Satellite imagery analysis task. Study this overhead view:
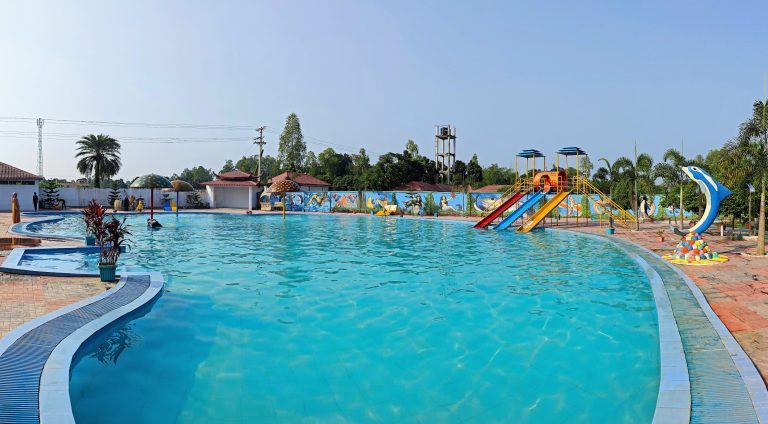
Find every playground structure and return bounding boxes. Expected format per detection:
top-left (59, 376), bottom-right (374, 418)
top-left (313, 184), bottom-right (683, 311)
top-left (474, 147), bottom-right (637, 232)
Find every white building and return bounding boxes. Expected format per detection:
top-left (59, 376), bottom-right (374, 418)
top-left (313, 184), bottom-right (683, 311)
top-left (201, 169), bottom-right (262, 209)
top-left (0, 162), bottom-right (42, 212)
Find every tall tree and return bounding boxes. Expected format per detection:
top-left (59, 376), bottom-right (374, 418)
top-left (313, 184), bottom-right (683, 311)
top-left (75, 134), bottom-right (122, 188)
top-left (405, 139), bottom-right (419, 157)
top-left (304, 151), bottom-right (320, 176)
top-left (278, 113), bottom-right (307, 172)
top-left (466, 154), bottom-right (483, 185)
top-left (732, 100), bottom-right (768, 255)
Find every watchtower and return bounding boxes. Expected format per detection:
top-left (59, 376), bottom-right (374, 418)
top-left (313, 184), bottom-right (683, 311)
top-left (434, 125), bottom-right (456, 184)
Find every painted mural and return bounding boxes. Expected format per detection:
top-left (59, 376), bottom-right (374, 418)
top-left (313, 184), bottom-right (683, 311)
top-left (331, 192), bottom-right (359, 212)
top-left (286, 192), bottom-right (330, 212)
top-left (362, 191), bottom-right (466, 216)
top-left (471, 193), bottom-right (504, 215)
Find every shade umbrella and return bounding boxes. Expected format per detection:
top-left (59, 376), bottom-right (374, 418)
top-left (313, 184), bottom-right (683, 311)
top-left (163, 180), bottom-right (195, 216)
top-left (130, 174), bottom-right (173, 221)
top-left (271, 179), bottom-right (299, 219)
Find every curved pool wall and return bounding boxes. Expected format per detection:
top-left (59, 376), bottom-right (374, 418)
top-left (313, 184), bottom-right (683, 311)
top-left (0, 272), bottom-right (163, 424)
top-left (4, 211), bottom-right (762, 422)
top-left (572, 230), bottom-right (768, 423)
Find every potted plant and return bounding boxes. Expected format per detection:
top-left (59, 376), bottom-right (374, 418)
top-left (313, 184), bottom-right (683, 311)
top-left (655, 229), bottom-right (665, 242)
top-left (81, 199), bottom-right (106, 246)
top-left (97, 217), bottom-right (131, 282)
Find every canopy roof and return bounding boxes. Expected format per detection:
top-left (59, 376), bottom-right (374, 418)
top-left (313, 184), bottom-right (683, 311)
top-left (130, 174), bottom-right (173, 189)
top-left (216, 169), bottom-right (255, 181)
top-left (271, 179), bottom-right (300, 193)
top-left (557, 146), bottom-right (587, 156)
top-left (269, 172), bottom-right (330, 187)
top-left (516, 149), bottom-right (545, 158)
top-left (163, 180), bottom-right (195, 192)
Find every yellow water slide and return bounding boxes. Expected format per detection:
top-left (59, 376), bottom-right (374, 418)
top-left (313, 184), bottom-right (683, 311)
top-left (516, 191), bottom-right (572, 232)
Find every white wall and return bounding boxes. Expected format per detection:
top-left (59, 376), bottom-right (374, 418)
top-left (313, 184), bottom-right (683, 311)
top-left (0, 182), bottom-right (40, 212)
top-left (210, 187), bottom-right (256, 209)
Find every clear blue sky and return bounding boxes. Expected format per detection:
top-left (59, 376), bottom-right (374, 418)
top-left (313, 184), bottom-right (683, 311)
top-left (1, 1), bottom-right (767, 180)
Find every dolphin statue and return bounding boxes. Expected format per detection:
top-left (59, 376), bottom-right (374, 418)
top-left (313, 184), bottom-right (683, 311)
top-left (673, 166), bottom-right (732, 235)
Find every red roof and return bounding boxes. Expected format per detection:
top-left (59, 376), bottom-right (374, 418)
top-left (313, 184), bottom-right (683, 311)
top-left (268, 172), bottom-right (330, 187)
top-left (216, 169), bottom-right (254, 180)
top-left (0, 162), bottom-right (42, 182)
top-left (392, 181), bottom-right (453, 192)
top-left (201, 180), bottom-right (260, 187)
top-left (471, 184), bottom-right (509, 193)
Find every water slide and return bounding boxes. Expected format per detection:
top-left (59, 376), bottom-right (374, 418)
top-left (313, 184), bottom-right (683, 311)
top-left (473, 191), bottom-right (527, 229)
top-left (494, 191), bottom-right (546, 231)
top-left (517, 191), bottom-right (572, 233)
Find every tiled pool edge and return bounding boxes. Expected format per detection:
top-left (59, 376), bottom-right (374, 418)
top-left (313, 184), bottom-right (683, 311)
top-left (39, 272), bottom-right (163, 424)
top-left (0, 268), bottom-right (163, 424)
top-left (560, 229), bottom-right (691, 422)
top-left (634, 254), bottom-right (692, 423)
top-left (563, 228), bottom-right (768, 423)
top-left (648, 246), bottom-right (768, 422)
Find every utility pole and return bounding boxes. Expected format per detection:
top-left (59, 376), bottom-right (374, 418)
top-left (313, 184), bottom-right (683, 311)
top-left (680, 138), bottom-right (684, 231)
top-left (36, 118), bottom-right (44, 178)
top-left (253, 126), bottom-right (267, 180)
top-left (634, 140), bottom-right (640, 230)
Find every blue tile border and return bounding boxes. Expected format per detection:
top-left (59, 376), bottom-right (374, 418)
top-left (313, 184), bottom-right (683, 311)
top-left (0, 272), bottom-right (163, 424)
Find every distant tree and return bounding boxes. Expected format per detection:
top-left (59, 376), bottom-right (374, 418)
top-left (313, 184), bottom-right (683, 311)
top-left (40, 180), bottom-right (61, 209)
top-left (351, 148), bottom-right (370, 178)
top-left (176, 166), bottom-right (214, 188)
top-left (75, 134), bottom-right (122, 188)
top-left (466, 154), bottom-right (483, 185)
top-left (278, 113), bottom-right (307, 172)
top-left (107, 181), bottom-right (121, 205)
top-left (451, 160), bottom-right (467, 186)
top-left (304, 151), bottom-right (321, 176)
top-left (405, 139), bottom-right (419, 157)
top-left (220, 160), bottom-right (235, 174)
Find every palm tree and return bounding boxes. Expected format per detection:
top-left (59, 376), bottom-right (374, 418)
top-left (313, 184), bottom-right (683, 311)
top-left (732, 100), bottom-right (768, 255)
top-left (596, 157), bottom-right (615, 197)
top-left (613, 153), bottom-right (654, 229)
top-left (653, 148), bottom-right (689, 226)
top-left (76, 134), bottom-right (122, 188)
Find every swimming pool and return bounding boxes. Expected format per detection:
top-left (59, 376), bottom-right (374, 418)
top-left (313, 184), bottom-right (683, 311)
top-left (27, 213), bottom-right (659, 423)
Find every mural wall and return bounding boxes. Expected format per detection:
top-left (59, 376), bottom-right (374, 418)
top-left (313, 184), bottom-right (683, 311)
top-left (362, 191), bottom-right (466, 216)
top-left (269, 191), bottom-right (694, 219)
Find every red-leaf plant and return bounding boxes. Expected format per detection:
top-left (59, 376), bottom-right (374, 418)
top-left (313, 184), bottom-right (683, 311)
top-left (99, 217), bottom-right (131, 266)
top-left (82, 199), bottom-right (106, 245)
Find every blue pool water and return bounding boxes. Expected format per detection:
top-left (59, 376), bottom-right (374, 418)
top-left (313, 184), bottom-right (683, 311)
top-left (28, 213), bottom-right (659, 423)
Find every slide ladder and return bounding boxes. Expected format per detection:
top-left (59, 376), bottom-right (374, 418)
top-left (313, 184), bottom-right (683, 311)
top-left (474, 190), bottom-right (527, 228)
top-left (494, 191), bottom-right (546, 230)
top-left (517, 191), bottom-right (572, 232)
top-left (572, 176), bottom-right (637, 229)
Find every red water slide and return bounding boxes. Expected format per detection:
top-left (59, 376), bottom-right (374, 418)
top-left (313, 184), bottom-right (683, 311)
top-left (473, 191), bottom-right (527, 229)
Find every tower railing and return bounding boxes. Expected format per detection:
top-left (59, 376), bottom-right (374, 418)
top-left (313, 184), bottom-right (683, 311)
top-left (572, 176), bottom-right (637, 229)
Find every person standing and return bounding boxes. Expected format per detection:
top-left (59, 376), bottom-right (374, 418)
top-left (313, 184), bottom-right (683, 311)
top-left (32, 192), bottom-right (39, 212)
top-left (11, 192), bottom-right (20, 224)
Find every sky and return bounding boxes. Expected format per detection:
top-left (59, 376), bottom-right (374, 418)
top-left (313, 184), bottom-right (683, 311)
top-left (1, 1), bottom-right (767, 181)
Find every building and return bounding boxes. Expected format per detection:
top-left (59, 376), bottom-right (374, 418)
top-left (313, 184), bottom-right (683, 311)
top-left (268, 172), bottom-right (330, 192)
top-left (201, 169), bottom-right (261, 209)
top-left (0, 162), bottom-right (43, 212)
top-left (392, 181), bottom-right (453, 192)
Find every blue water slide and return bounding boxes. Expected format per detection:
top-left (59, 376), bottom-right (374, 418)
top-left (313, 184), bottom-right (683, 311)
top-left (494, 191), bottom-right (546, 231)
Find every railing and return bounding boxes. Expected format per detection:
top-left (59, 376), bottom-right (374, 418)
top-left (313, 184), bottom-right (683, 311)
top-left (572, 176), bottom-right (637, 229)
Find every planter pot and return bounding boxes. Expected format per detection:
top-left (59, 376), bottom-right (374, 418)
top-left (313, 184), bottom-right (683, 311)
top-left (606, 228), bottom-right (615, 235)
top-left (85, 235), bottom-right (96, 246)
top-left (98, 264), bottom-right (117, 282)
